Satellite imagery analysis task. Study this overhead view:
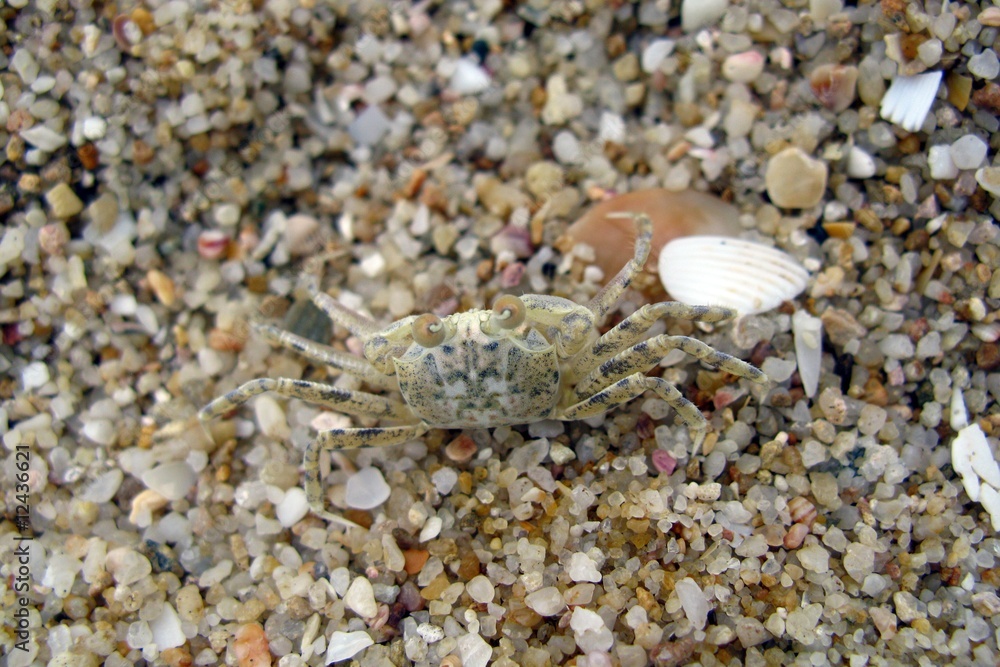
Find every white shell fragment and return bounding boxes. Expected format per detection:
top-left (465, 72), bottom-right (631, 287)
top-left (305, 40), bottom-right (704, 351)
top-left (325, 631), bottom-right (374, 664)
top-left (658, 236), bottom-right (809, 315)
top-left (792, 310), bottom-right (823, 398)
top-left (950, 387), bottom-right (1000, 531)
top-left (879, 71), bottom-right (942, 132)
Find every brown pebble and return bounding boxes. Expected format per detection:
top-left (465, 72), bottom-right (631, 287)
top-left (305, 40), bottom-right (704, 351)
top-left (783, 523), bottom-right (810, 549)
top-left (650, 636), bottom-right (695, 667)
top-left (78, 143), bottom-right (100, 170)
top-left (809, 64), bottom-right (858, 112)
top-left (977, 343), bottom-right (1000, 370)
top-left (208, 328), bottom-right (245, 352)
top-left (403, 549), bottom-right (429, 575)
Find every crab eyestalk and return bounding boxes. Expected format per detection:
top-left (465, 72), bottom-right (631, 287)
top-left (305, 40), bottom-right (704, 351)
top-left (489, 294), bottom-right (526, 331)
top-left (412, 313), bottom-right (447, 348)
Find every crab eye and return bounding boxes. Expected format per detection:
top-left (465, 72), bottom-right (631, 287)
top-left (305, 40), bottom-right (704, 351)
top-left (491, 294), bottom-right (526, 329)
top-left (412, 313), bottom-right (446, 347)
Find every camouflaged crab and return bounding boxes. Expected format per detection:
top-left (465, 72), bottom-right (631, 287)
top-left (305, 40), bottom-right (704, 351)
top-left (201, 212), bottom-right (767, 522)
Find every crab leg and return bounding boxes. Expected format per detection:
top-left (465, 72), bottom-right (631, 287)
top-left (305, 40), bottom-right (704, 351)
top-left (310, 286), bottom-right (381, 339)
top-left (304, 423), bottom-right (429, 522)
top-left (573, 334), bottom-right (767, 399)
top-left (199, 378), bottom-right (416, 423)
top-left (584, 212), bottom-right (653, 321)
top-left (253, 321), bottom-right (398, 390)
top-left (571, 302), bottom-right (739, 378)
top-left (557, 373), bottom-right (708, 451)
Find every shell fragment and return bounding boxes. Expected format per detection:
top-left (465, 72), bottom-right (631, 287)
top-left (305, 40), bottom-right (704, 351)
top-left (658, 236), bottom-right (809, 315)
top-left (950, 387), bottom-right (1000, 531)
top-left (792, 310), bottom-right (823, 398)
top-left (880, 71), bottom-right (942, 132)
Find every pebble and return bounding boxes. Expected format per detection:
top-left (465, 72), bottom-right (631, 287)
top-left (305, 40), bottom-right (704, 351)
top-left (525, 586), bottom-right (566, 616)
top-left (928, 145), bottom-right (958, 180)
top-left (449, 58), bottom-right (491, 95)
top-left (843, 542), bottom-right (875, 582)
top-left (796, 544), bottom-right (830, 573)
top-left (349, 105), bottom-right (392, 146)
top-left (976, 166), bottom-right (1000, 197)
top-left (466, 575), bottom-right (495, 604)
top-left (567, 552), bottom-right (602, 583)
top-left (722, 51), bottom-right (765, 83)
top-left (21, 361), bottom-right (50, 391)
top-left (641, 39), bottom-right (675, 73)
top-left (673, 578), bottom-right (709, 630)
top-left (344, 467), bottom-right (391, 510)
top-left (106, 547), bottom-right (152, 586)
top-left (325, 631), bottom-right (373, 663)
top-left (22, 125), bottom-right (68, 152)
top-left (149, 603), bottom-right (185, 649)
top-left (254, 395), bottom-right (290, 440)
top-left (949, 135), bottom-right (988, 170)
top-left (141, 462), bottom-right (197, 501)
top-left (765, 147), bottom-right (828, 208)
top-left (343, 576), bottom-right (378, 618)
top-left (541, 75), bottom-right (582, 125)
top-left (845, 146), bottom-right (876, 179)
top-left (275, 488), bottom-right (309, 527)
top-left (681, 0), bottom-right (727, 32)
top-left (457, 632), bottom-right (492, 667)
top-left (570, 607), bottom-right (614, 653)
top-left (968, 49), bottom-right (1000, 80)
top-left (45, 183), bottom-right (84, 218)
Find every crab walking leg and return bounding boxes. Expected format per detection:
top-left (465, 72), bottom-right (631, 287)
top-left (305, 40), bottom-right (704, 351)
top-left (573, 334), bottom-right (767, 399)
top-left (199, 378), bottom-right (416, 423)
top-left (253, 322), bottom-right (398, 391)
top-left (558, 373), bottom-right (708, 450)
top-left (571, 302), bottom-right (739, 378)
top-left (304, 424), bottom-right (429, 521)
top-left (584, 212), bottom-right (653, 321)
top-left (309, 287), bottom-right (381, 339)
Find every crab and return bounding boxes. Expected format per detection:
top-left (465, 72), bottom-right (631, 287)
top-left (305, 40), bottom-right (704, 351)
top-left (201, 212), bottom-right (767, 522)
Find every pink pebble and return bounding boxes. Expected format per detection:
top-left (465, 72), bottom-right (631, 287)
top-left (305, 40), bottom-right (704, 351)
top-left (651, 449), bottom-right (677, 475)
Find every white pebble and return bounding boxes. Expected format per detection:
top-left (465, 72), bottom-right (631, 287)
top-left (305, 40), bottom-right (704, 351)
top-left (343, 576), bottom-right (378, 618)
top-left (11, 49), bottom-right (39, 83)
top-left (42, 554), bottom-right (81, 597)
top-left (466, 575), bottom-right (495, 604)
top-left (950, 135), bottom-right (988, 170)
top-left (81, 116), bottom-right (108, 140)
top-left (570, 607), bottom-right (614, 653)
top-left (968, 49), bottom-right (1000, 80)
top-left (457, 632), bottom-right (493, 667)
top-left (846, 146), bottom-right (876, 179)
top-left (21, 361), bottom-right (50, 391)
top-left (325, 631), bottom-right (374, 663)
top-left (567, 552), bottom-right (602, 583)
top-left (928, 145), bottom-right (958, 180)
top-left (106, 547), bottom-right (152, 586)
top-left (81, 418), bottom-right (116, 446)
top-left (674, 577), bottom-right (710, 630)
top-left (254, 395), bottom-right (290, 440)
top-left (275, 488), bottom-right (310, 527)
top-left (141, 461), bottom-right (197, 501)
top-left (149, 603), bottom-right (185, 650)
top-left (641, 39), bottom-right (675, 73)
top-left (525, 586), bottom-right (566, 616)
top-left (449, 58), bottom-right (491, 95)
top-left (21, 125), bottom-right (68, 152)
top-left (681, 0), bottom-right (728, 31)
top-left (80, 469), bottom-right (124, 503)
top-left (721, 51), bottom-right (765, 83)
top-left (552, 131), bottom-right (583, 164)
top-left (344, 467), bottom-right (391, 510)
top-left (349, 105), bottom-right (392, 146)
top-left (431, 467), bottom-right (458, 495)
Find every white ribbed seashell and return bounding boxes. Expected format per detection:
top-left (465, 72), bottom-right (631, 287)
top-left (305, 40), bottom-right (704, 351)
top-left (658, 236), bottom-right (809, 315)
top-left (880, 71), bottom-right (942, 132)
